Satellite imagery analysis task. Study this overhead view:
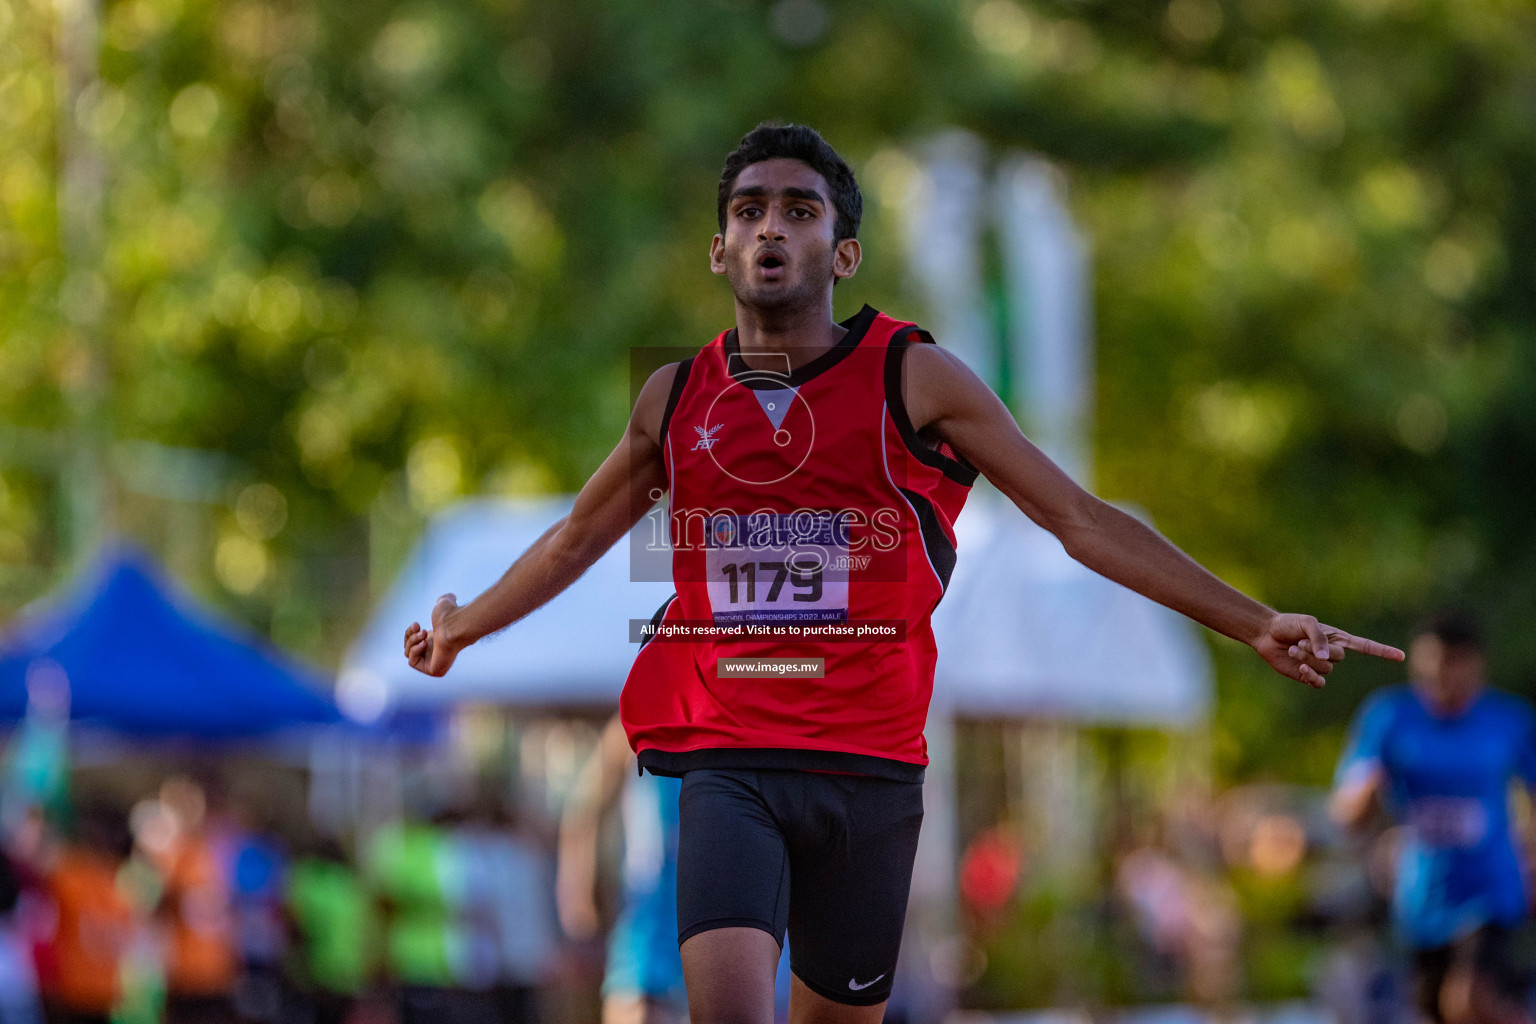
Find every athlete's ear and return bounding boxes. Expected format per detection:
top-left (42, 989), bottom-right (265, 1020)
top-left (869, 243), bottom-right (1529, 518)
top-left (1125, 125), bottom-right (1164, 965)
top-left (833, 237), bottom-right (861, 281)
top-left (709, 234), bottom-right (726, 276)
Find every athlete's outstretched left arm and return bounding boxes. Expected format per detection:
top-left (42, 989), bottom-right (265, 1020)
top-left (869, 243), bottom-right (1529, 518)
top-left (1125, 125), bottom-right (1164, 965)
top-left (902, 343), bottom-right (1404, 687)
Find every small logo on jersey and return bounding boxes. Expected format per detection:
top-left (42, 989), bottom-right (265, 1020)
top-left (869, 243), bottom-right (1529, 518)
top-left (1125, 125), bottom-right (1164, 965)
top-left (709, 517), bottom-right (738, 547)
top-left (848, 974), bottom-right (885, 992)
top-left (691, 423), bottom-right (723, 450)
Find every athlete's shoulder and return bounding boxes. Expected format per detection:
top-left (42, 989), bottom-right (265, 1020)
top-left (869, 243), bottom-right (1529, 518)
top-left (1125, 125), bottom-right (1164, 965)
top-left (867, 306), bottom-right (916, 329)
top-left (633, 360), bottom-right (694, 445)
top-left (636, 361), bottom-right (686, 407)
top-left (899, 331), bottom-right (989, 413)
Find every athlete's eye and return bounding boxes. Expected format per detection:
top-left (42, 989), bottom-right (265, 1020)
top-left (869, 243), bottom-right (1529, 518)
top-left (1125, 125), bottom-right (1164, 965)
top-left (737, 205), bottom-right (761, 220)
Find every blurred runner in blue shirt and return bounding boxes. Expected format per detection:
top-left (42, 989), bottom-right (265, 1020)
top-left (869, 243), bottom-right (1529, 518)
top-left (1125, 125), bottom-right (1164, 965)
top-left (1332, 612), bottom-right (1536, 1024)
top-left (559, 715), bottom-right (685, 1024)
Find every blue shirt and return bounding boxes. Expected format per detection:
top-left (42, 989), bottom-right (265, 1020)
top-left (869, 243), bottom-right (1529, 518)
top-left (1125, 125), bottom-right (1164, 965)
top-left (1336, 685), bottom-right (1536, 948)
top-left (602, 771), bottom-right (684, 1002)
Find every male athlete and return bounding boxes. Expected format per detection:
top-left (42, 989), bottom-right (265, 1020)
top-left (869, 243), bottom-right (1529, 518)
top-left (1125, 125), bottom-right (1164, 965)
top-left (405, 123), bottom-right (1404, 1024)
top-left (1332, 613), bottom-right (1536, 1024)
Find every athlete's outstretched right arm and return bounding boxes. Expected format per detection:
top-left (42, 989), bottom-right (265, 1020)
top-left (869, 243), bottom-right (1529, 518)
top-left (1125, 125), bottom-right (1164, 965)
top-left (402, 364), bottom-right (677, 677)
top-left (901, 342), bottom-right (1404, 688)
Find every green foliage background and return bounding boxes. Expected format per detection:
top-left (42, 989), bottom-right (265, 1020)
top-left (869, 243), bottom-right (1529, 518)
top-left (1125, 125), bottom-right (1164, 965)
top-left (3, 0), bottom-right (1535, 781)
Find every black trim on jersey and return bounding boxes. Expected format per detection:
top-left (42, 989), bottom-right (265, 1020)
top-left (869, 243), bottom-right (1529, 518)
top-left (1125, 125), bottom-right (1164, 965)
top-left (899, 486), bottom-right (958, 593)
top-left (657, 357), bottom-right (695, 445)
top-left (638, 745), bottom-right (926, 784)
top-left (884, 328), bottom-right (982, 487)
top-left (638, 593), bottom-right (677, 651)
top-left (722, 304), bottom-right (879, 390)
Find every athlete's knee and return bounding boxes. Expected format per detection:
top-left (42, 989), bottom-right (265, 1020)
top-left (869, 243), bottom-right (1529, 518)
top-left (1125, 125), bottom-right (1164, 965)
top-left (687, 1009), bottom-right (771, 1024)
top-left (786, 974), bottom-right (887, 1024)
top-left (680, 927), bottom-right (779, 1024)
top-left (684, 988), bottom-right (773, 1024)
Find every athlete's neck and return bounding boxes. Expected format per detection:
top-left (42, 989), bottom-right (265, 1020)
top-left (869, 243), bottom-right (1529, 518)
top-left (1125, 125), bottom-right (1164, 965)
top-left (1413, 678), bottom-right (1484, 718)
top-left (731, 296), bottom-right (846, 373)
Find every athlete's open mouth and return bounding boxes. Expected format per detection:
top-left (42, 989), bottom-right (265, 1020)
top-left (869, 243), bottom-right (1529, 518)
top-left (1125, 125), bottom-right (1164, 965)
top-left (757, 252), bottom-right (785, 270)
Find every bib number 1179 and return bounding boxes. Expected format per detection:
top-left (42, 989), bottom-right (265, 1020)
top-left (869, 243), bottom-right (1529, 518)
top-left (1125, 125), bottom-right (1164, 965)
top-left (718, 558), bottom-right (823, 604)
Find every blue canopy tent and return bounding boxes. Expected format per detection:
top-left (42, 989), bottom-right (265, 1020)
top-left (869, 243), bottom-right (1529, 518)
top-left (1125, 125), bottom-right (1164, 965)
top-left (0, 548), bottom-right (344, 738)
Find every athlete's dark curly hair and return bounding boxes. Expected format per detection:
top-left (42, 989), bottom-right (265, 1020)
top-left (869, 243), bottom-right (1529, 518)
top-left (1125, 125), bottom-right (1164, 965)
top-left (717, 123), bottom-right (863, 243)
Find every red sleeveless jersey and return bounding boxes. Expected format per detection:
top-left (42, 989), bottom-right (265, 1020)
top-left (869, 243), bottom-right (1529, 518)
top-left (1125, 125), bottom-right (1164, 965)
top-left (620, 305), bottom-right (977, 781)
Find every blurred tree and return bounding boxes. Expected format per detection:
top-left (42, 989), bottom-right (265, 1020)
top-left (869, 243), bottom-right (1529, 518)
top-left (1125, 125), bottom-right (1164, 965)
top-left (1, 0), bottom-right (1534, 780)
top-left (964, 0), bottom-right (1536, 775)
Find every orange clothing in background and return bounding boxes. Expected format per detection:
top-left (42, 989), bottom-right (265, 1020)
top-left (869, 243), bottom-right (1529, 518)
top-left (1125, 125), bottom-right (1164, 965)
top-left (161, 835), bottom-right (236, 996)
top-left (44, 849), bottom-right (132, 1014)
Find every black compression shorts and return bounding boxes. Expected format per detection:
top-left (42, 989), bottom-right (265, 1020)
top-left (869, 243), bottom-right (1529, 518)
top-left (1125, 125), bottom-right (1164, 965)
top-left (674, 767), bottom-right (924, 1007)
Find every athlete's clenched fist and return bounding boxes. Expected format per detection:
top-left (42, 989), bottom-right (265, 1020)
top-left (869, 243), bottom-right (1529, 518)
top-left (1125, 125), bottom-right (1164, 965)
top-left (404, 593), bottom-right (463, 677)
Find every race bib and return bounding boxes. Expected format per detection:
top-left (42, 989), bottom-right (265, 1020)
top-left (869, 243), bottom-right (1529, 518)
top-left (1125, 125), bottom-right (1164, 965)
top-left (704, 512), bottom-right (850, 626)
top-left (1407, 797), bottom-right (1488, 848)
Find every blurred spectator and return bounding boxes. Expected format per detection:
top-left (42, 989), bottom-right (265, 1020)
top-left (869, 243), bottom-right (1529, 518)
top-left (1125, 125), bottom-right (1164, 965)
top-left (447, 800), bottom-right (556, 1024)
top-left (225, 813), bottom-right (288, 1024)
top-left (1332, 610), bottom-right (1536, 1024)
top-left (1115, 825), bottom-right (1242, 1010)
top-left (1118, 841), bottom-right (1192, 962)
top-left (0, 845), bottom-right (41, 1024)
top-left (120, 803), bottom-right (169, 1024)
top-left (0, 664), bottom-right (70, 840)
top-left (37, 804), bottom-right (133, 1024)
top-left (155, 777), bottom-right (238, 1024)
top-left (286, 835), bottom-right (373, 1024)
top-left (364, 815), bottom-right (454, 1024)
top-left (958, 826), bottom-right (1024, 926)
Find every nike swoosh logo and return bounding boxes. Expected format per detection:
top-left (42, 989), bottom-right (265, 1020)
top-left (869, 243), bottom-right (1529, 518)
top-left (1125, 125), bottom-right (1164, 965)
top-left (848, 974), bottom-right (885, 991)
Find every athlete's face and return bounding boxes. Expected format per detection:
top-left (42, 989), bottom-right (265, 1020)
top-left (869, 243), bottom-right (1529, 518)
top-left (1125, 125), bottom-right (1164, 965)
top-left (710, 158), bottom-right (861, 312)
top-left (1409, 634), bottom-right (1485, 714)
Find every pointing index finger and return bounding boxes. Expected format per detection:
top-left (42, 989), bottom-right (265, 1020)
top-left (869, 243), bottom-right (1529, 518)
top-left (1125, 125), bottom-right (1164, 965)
top-left (1339, 632), bottom-right (1405, 662)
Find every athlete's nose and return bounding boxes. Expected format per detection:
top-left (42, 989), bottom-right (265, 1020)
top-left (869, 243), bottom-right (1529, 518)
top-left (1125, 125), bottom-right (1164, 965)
top-left (757, 208), bottom-right (788, 242)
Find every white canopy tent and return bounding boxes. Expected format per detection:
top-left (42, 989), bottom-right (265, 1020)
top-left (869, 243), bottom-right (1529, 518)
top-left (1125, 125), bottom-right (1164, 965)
top-left (933, 490), bottom-right (1212, 726)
